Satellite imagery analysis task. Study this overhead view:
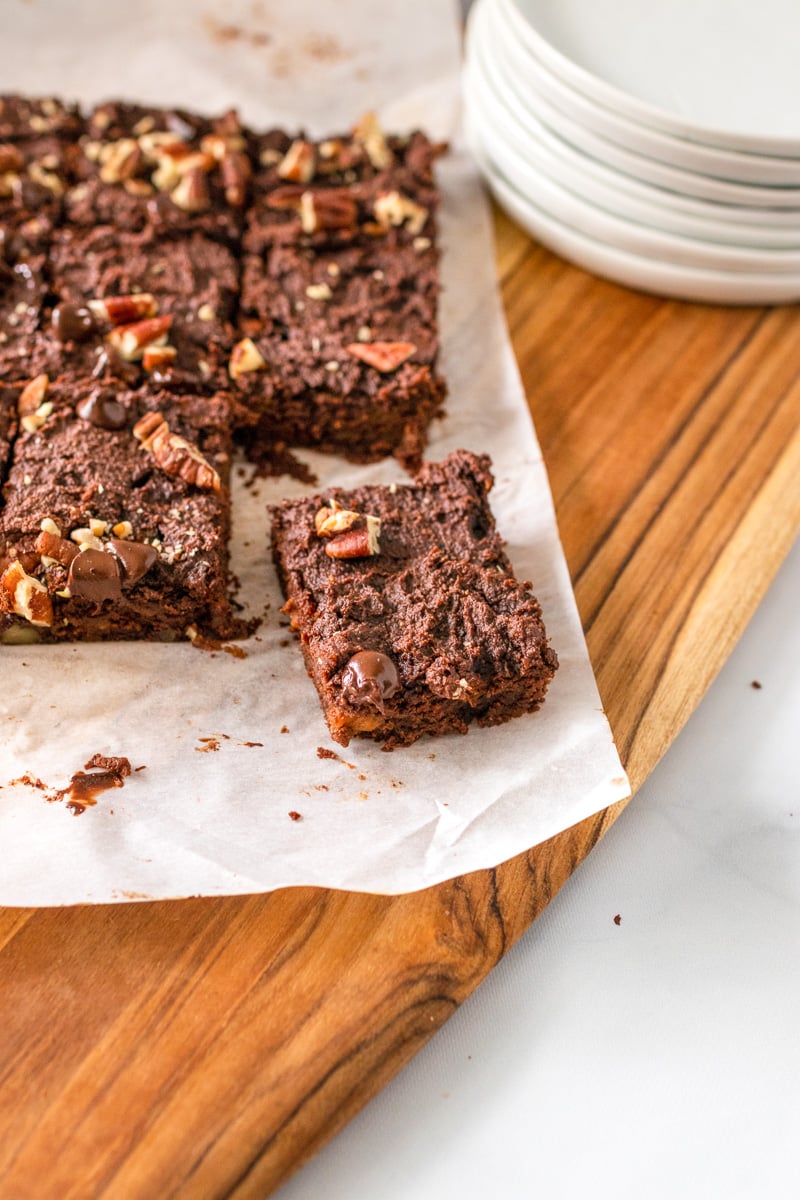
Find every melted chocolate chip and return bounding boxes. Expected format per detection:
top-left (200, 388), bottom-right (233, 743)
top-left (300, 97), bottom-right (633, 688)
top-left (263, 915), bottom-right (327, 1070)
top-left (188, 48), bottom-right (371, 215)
top-left (67, 549), bottom-right (123, 603)
top-left (341, 650), bottom-right (400, 711)
top-left (76, 388), bottom-right (127, 430)
top-left (52, 303), bottom-right (97, 343)
top-left (106, 539), bottom-right (158, 588)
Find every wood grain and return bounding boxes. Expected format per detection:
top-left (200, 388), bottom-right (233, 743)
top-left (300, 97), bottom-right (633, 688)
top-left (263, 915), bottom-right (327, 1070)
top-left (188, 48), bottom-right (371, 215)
top-left (1, 211), bottom-right (798, 1199)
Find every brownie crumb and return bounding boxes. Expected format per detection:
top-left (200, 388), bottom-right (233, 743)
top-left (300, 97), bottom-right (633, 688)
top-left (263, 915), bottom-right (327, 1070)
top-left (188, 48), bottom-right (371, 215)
top-left (288, 810), bottom-right (302, 821)
top-left (613, 914), bottom-right (621, 926)
top-left (316, 747), bottom-right (339, 760)
top-left (751, 680), bottom-right (762, 689)
top-left (280, 725), bottom-right (290, 734)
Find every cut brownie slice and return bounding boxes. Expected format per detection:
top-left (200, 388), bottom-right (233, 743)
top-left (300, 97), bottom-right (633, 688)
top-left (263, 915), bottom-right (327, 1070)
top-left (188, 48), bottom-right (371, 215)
top-left (237, 116), bottom-right (446, 469)
top-left (270, 450), bottom-right (558, 748)
top-left (46, 225), bottom-right (239, 392)
top-left (0, 379), bottom-right (234, 642)
top-left (65, 103), bottom-right (250, 243)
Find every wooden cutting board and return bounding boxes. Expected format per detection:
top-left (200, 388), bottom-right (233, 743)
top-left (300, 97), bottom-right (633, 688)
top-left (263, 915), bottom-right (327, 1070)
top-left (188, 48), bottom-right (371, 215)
top-left (1, 211), bottom-right (798, 1199)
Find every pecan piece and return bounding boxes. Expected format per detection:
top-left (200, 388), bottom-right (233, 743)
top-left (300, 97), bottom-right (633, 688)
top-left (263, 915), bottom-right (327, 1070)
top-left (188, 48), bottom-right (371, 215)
top-left (229, 337), bottom-right (266, 380)
top-left (35, 529), bottom-right (79, 568)
top-left (0, 561), bottom-right (53, 627)
top-left (98, 138), bottom-right (142, 183)
top-left (107, 314), bottom-right (173, 361)
top-left (87, 293), bottom-right (158, 326)
top-left (221, 150), bottom-right (251, 206)
top-left (345, 341), bottom-right (417, 372)
top-left (17, 374), bottom-right (49, 416)
top-left (300, 188), bottom-right (357, 234)
top-left (325, 516), bottom-right (381, 559)
top-left (171, 167), bottom-right (211, 212)
top-left (142, 344), bottom-right (177, 372)
top-left (277, 139), bottom-right (316, 183)
top-left (314, 500), bottom-right (361, 537)
top-left (352, 111), bottom-right (393, 170)
top-left (373, 189), bottom-right (428, 236)
top-left (0, 144), bottom-right (24, 174)
top-left (133, 411), bottom-right (221, 492)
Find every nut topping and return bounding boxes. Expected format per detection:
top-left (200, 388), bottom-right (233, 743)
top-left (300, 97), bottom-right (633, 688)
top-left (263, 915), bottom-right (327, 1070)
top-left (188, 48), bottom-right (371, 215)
top-left (107, 314), bottom-right (173, 361)
top-left (299, 188), bottom-right (357, 234)
top-left (0, 144), bottom-right (24, 174)
top-left (171, 166), bottom-right (211, 212)
top-left (35, 529), bottom-right (79, 568)
top-left (229, 337), bottom-right (266, 380)
top-left (345, 341), bottom-right (416, 372)
top-left (0, 561), bottom-right (53, 627)
top-left (324, 515), bottom-right (381, 559)
top-left (353, 112), bottom-right (393, 170)
top-left (373, 190), bottom-right (428, 236)
top-left (277, 139), bottom-right (316, 183)
top-left (17, 374), bottom-right (49, 416)
top-left (314, 500), bottom-right (362, 537)
top-left (221, 150), bottom-right (251, 206)
top-left (98, 138), bottom-right (142, 183)
top-left (87, 293), bottom-right (157, 326)
top-left (133, 411), bottom-right (221, 492)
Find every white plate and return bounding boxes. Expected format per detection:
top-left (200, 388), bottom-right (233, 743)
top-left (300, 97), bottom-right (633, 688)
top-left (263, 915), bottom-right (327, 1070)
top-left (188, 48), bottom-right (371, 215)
top-left (466, 122), bottom-right (800, 304)
top-left (504, 0), bottom-right (800, 156)
top-left (465, 82), bottom-right (800, 275)
top-left (467, 1), bottom-right (800, 210)
top-left (490, 0), bottom-right (800, 186)
top-left (465, 59), bottom-right (800, 249)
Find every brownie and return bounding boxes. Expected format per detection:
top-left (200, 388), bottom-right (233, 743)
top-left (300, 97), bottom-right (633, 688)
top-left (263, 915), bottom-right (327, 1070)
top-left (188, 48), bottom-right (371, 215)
top-left (0, 379), bottom-right (234, 643)
top-left (46, 226), bottom-right (239, 392)
top-left (270, 451), bottom-right (559, 748)
top-left (0, 95), bottom-right (82, 142)
top-left (0, 384), bottom-right (18, 483)
top-left (238, 122), bottom-right (446, 468)
top-left (65, 103), bottom-right (250, 243)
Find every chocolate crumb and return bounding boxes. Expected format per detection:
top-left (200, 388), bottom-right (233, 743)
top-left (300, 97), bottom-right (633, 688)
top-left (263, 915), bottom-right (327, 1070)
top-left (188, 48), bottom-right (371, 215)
top-left (280, 725), bottom-right (290, 734)
top-left (751, 680), bottom-right (762, 689)
top-left (613, 914), bottom-right (621, 926)
top-left (288, 810), bottom-right (302, 822)
top-left (317, 746), bottom-right (339, 760)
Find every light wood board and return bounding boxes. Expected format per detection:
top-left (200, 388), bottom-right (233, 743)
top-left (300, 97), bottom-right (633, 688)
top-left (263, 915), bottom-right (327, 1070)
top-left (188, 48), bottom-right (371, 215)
top-left (1, 210), bottom-right (798, 1199)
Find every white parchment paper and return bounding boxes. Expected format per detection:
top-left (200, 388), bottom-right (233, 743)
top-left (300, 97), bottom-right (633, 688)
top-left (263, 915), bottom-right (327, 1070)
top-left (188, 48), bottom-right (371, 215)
top-left (0, 0), bottom-right (630, 905)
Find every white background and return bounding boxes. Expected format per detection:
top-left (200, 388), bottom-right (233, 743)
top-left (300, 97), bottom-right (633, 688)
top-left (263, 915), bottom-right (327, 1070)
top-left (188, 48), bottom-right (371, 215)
top-left (277, 536), bottom-right (800, 1200)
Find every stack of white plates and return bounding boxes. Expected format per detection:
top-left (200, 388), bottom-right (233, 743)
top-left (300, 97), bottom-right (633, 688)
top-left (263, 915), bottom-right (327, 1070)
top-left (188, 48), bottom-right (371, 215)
top-left (464, 0), bottom-right (800, 303)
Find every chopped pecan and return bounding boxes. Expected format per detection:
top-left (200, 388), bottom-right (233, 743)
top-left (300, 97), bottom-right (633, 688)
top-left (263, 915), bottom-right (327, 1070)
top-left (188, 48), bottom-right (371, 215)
top-left (0, 144), bottom-right (24, 174)
top-left (221, 150), bottom-right (251, 206)
top-left (314, 500), bottom-right (362, 537)
top-left (373, 189), bottom-right (428, 236)
top-left (0, 561), bottom-right (53, 627)
top-left (35, 529), bottom-right (79, 568)
top-left (264, 184), bottom-right (304, 210)
top-left (171, 166), bottom-right (211, 212)
top-left (17, 374), bottom-right (49, 416)
top-left (353, 112), bottom-right (393, 170)
top-left (133, 411), bottom-right (221, 492)
top-left (277, 139), bottom-right (316, 183)
top-left (325, 516), bottom-right (381, 559)
top-left (300, 188), bottom-right (357, 234)
top-left (345, 341), bottom-right (417, 372)
top-left (88, 293), bottom-right (158, 326)
top-left (107, 314), bottom-right (173, 361)
top-left (98, 138), bottom-right (142, 183)
top-left (229, 337), bottom-right (266, 380)
top-left (142, 344), bottom-right (177, 372)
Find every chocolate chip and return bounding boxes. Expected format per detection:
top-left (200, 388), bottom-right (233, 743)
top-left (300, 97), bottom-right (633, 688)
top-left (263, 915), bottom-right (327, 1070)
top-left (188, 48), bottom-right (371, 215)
top-left (52, 302), bottom-right (97, 343)
top-left (106, 539), bottom-right (158, 588)
top-left (341, 650), bottom-right (399, 710)
top-left (76, 388), bottom-right (127, 430)
top-left (67, 548), bottom-right (123, 603)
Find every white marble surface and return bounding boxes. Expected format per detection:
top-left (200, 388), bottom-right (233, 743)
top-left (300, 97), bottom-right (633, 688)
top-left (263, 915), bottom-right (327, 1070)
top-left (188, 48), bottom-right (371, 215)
top-left (276, 534), bottom-right (800, 1200)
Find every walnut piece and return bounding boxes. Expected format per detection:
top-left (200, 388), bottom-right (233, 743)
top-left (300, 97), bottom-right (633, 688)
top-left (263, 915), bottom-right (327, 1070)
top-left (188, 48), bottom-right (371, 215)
top-left (345, 341), bottom-right (417, 372)
top-left (229, 337), bottom-right (266, 380)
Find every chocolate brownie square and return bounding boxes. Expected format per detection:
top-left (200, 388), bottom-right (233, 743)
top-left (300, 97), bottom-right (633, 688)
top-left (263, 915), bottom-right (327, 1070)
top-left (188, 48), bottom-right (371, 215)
top-left (0, 95), bottom-right (82, 142)
top-left (47, 226), bottom-right (239, 392)
top-left (65, 104), bottom-right (251, 243)
top-left (270, 451), bottom-right (558, 748)
top-left (0, 380), bottom-right (234, 642)
top-left (237, 119), bottom-right (446, 468)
